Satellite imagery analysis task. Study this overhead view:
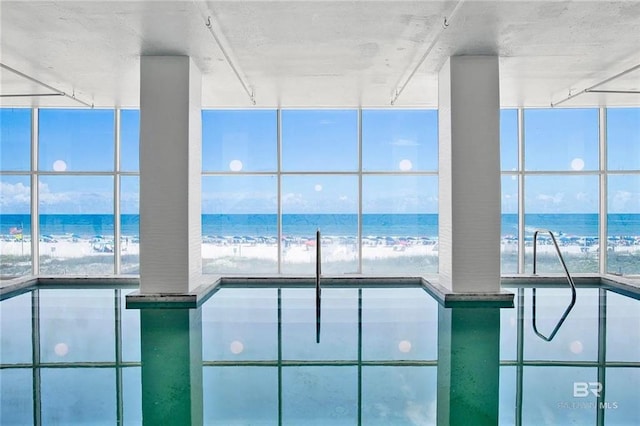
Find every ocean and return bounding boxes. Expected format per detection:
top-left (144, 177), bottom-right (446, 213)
top-left (1, 214), bottom-right (639, 239)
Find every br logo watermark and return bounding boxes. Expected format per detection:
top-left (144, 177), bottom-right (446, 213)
top-left (573, 382), bottom-right (602, 397)
top-left (557, 382), bottom-right (619, 410)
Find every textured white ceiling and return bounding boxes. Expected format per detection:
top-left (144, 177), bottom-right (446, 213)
top-left (1, 0), bottom-right (639, 108)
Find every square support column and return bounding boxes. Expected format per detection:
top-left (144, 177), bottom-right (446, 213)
top-left (140, 56), bottom-right (202, 294)
top-left (438, 56), bottom-right (501, 293)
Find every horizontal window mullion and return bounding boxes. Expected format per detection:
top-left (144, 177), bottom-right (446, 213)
top-left (510, 170), bottom-right (603, 175)
top-left (33, 171), bottom-right (116, 176)
top-left (202, 171), bottom-right (438, 176)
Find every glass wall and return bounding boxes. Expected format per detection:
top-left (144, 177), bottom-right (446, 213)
top-left (120, 109), bottom-right (140, 274)
top-left (202, 110), bottom-right (279, 274)
top-left (38, 110), bottom-right (116, 275)
top-left (1, 109), bottom-right (32, 276)
top-left (1, 108), bottom-right (139, 277)
top-left (362, 110), bottom-right (439, 275)
top-left (2, 106), bottom-right (639, 277)
top-left (521, 108), bottom-right (602, 274)
top-left (202, 109), bottom-right (439, 275)
top-left (500, 109), bottom-right (519, 274)
top-left (281, 110), bottom-right (359, 274)
top-left (607, 108), bottom-right (640, 275)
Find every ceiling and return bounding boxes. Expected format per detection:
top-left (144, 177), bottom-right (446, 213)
top-left (1, 0), bottom-right (639, 108)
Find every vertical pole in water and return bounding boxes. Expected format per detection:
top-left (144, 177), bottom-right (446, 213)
top-left (316, 229), bottom-right (321, 343)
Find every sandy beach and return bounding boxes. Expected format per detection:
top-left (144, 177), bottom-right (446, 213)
top-left (2, 234), bottom-right (639, 264)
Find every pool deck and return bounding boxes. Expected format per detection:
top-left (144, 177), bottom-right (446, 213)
top-left (2, 273), bottom-right (639, 307)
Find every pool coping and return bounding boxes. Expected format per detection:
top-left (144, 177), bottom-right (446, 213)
top-left (3, 273), bottom-right (639, 307)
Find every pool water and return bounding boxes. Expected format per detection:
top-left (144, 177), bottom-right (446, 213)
top-left (1, 284), bottom-right (639, 425)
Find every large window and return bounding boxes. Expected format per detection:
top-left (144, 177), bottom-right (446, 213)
top-left (1, 108), bottom-right (139, 277)
top-left (201, 109), bottom-right (439, 275)
top-left (2, 106), bottom-right (639, 277)
top-left (523, 109), bottom-right (601, 274)
top-left (38, 110), bottom-right (116, 275)
top-left (120, 110), bottom-right (140, 274)
top-left (1, 109), bottom-right (32, 276)
top-left (498, 107), bottom-right (639, 276)
top-left (500, 109), bottom-right (519, 274)
top-left (607, 108), bottom-right (640, 275)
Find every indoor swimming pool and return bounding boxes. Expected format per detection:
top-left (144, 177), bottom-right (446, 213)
top-left (1, 281), bottom-right (639, 425)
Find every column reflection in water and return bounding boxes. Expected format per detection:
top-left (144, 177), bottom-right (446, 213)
top-left (437, 305), bottom-right (502, 426)
top-left (139, 307), bottom-right (203, 426)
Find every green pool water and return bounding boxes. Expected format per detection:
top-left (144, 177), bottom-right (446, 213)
top-left (1, 284), bottom-right (639, 425)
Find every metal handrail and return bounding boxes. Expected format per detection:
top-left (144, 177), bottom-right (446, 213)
top-left (315, 229), bottom-right (321, 343)
top-left (532, 229), bottom-right (577, 342)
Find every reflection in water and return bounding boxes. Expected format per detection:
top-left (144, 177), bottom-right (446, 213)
top-left (0, 285), bottom-right (639, 425)
top-left (437, 306), bottom-right (501, 425)
top-left (140, 308), bottom-right (203, 426)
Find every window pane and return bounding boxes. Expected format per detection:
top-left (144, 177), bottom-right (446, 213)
top-left (362, 109), bottom-right (438, 171)
top-left (0, 292), bottom-right (32, 364)
top-left (362, 175), bottom-right (438, 274)
top-left (202, 110), bottom-right (277, 172)
top-left (281, 110), bottom-right (357, 171)
top-left (281, 175), bottom-right (358, 274)
top-left (0, 108), bottom-right (31, 171)
top-left (501, 109), bottom-right (518, 171)
top-left (1, 175), bottom-right (31, 276)
top-left (524, 175), bottom-right (599, 273)
top-left (202, 175), bottom-right (277, 274)
top-left (524, 109), bottom-right (599, 171)
top-left (607, 175), bottom-right (640, 275)
top-left (39, 176), bottom-right (114, 275)
top-left (607, 107), bottom-right (640, 170)
top-left (39, 109), bottom-right (115, 171)
top-left (501, 174), bottom-right (518, 274)
top-left (39, 289), bottom-right (115, 362)
top-left (120, 109), bottom-right (139, 172)
top-left (121, 176), bottom-right (139, 274)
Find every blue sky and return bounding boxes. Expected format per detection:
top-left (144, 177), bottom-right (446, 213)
top-left (1, 107), bottom-right (639, 214)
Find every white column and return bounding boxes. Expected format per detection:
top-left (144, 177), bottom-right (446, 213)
top-left (139, 56), bottom-right (202, 294)
top-left (438, 56), bottom-right (501, 293)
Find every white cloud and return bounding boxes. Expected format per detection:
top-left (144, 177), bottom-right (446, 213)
top-left (0, 181), bottom-right (30, 206)
top-left (575, 192), bottom-right (589, 201)
top-left (282, 192), bottom-right (303, 203)
top-left (536, 192), bottom-right (564, 204)
top-left (391, 138), bottom-right (420, 147)
top-left (38, 181), bottom-right (73, 205)
top-left (610, 190), bottom-right (639, 213)
top-left (613, 190), bottom-right (632, 203)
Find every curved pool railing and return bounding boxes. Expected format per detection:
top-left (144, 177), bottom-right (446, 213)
top-left (532, 229), bottom-right (577, 342)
